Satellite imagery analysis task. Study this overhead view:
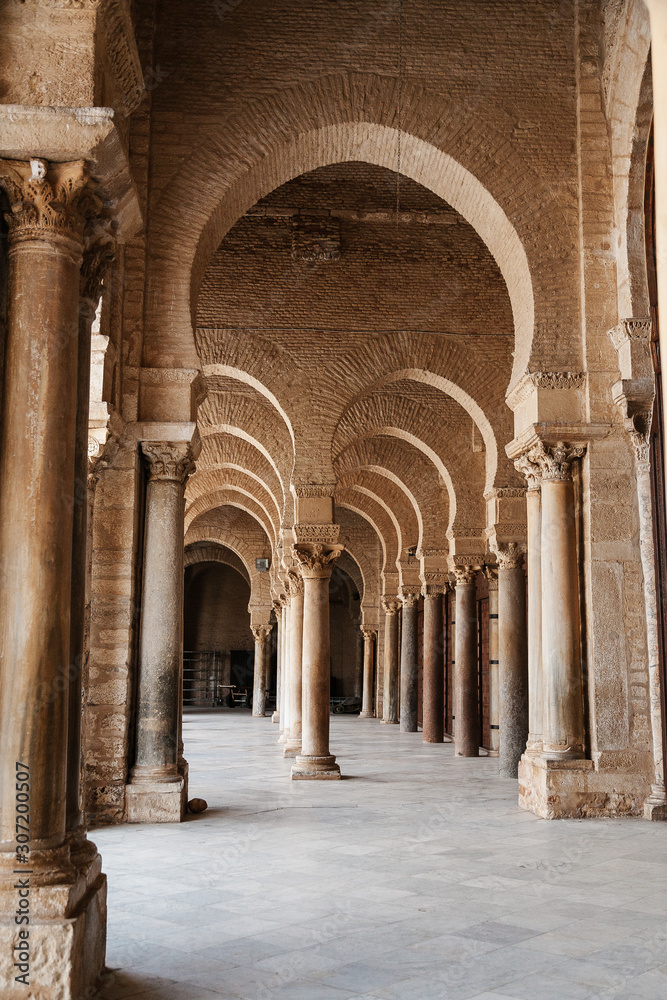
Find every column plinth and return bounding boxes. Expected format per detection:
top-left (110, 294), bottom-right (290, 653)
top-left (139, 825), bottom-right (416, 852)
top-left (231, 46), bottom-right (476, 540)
top-left (381, 597), bottom-right (401, 724)
top-left (126, 441), bottom-right (195, 823)
top-left (290, 542), bottom-right (343, 780)
top-left (453, 566), bottom-right (480, 757)
top-left (422, 585), bottom-right (445, 743)
top-left (0, 157), bottom-right (107, 998)
top-left (399, 591), bottom-right (420, 732)
top-left (359, 628), bottom-right (377, 718)
top-left (284, 572), bottom-right (304, 756)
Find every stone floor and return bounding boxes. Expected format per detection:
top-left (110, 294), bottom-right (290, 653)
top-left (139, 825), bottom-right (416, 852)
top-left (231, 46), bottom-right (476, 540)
top-left (96, 712), bottom-right (667, 1000)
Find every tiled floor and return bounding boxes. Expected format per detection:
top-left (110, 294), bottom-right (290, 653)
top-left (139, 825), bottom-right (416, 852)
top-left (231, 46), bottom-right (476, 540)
top-left (96, 712), bottom-right (667, 1000)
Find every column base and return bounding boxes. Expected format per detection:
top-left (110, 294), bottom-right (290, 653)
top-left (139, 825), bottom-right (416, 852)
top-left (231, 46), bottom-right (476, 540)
top-left (400, 721), bottom-right (418, 733)
top-left (272, 711), bottom-right (280, 723)
top-left (380, 719), bottom-right (399, 725)
top-left (358, 711), bottom-right (374, 719)
top-left (0, 851), bottom-right (107, 1000)
top-left (291, 754), bottom-right (341, 780)
top-left (486, 749), bottom-right (500, 758)
top-left (644, 785), bottom-right (667, 821)
top-left (125, 776), bottom-right (185, 823)
top-left (518, 753), bottom-right (648, 819)
top-left (283, 738), bottom-right (302, 758)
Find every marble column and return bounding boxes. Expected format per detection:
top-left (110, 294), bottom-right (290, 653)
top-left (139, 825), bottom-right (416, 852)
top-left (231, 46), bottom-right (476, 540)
top-left (495, 544), bottom-right (528, 778)
top-left (485, 568), bottom-right (500, 757)
top-left (291, 543), bottom-right (343, 780)
top-left (359, 628), bottom-right (377, 719)
top-left (0, 157), bottom-right (107, 996)
top-left (251, 625), bottom-right (272, 717)
top-left (399, 592), bottom-right (420, 732)
top-left (67, 235), bottom-right (114, 858)
top-left (272, 602), bottom-right (282, 723)
top-left (278, 598), bottom-right (291, 743)
top-left (533, 442), bottom-right (586, 759)
top-left (126, 441), bottom-right (195, 822)
top-left (422, 585), bottom-right (445, 743)
top-left (381, 597), bottom-right (401, 724)
top-left (284, 571), bottom-right (304, 757)
top-left (454, 566), bottom-right (479, 757)
top-left (515, 454), bottom-right (543, 757)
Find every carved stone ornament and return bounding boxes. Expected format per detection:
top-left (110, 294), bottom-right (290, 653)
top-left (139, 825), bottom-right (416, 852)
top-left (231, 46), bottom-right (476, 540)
top-left (251, 624), bottom-right (273, 644)
top-left (453, 566), bottom-right (478, 586)
top-left (400, 590), bottom-right (421, 609)
top-left (483, 486), bottom-right (526, 500)
top-left (292, 484), bottom-right (336, 498)
top-left (141, 441), bottom-right (196, 483)
top-left (0, 158), bottom-right (96, 243)
top-left (528, 440), bottom-right (585, 482)
top-left (287, 570), bottom-right (304, 597)
top-left (272, 600), bottom-right (283, 620)
top-left (530, 371), bottom-right (586, 391)
top-left (293, 543), bottom-right (343, 577)
top-left (483, 565), bottom-right (499, 590)
top-left (493, 542), bottom-right (525, 571)
top-left (514, 451), bottom-right (542, 489)
top-left (421, 582), bottom-right (447, 598)
top-left (630, 430), bottom-right (651, 469)
top-left (381, 596), bottom-right (401, 616)
top-left (607, 318), bottom-right (652, 351)
top-left (80, 228), bottom-right (116, 304)
top-left (361, 627), bottom-right (378, 641)
top-left (293, 522), bottom-right (340, 544)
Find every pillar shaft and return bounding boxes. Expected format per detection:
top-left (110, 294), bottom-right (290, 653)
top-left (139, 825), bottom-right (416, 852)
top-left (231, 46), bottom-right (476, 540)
top-left (526, 484), bottom-right (543, 753)
top-left (399, 593), bottom-right (420, 732)
top-left (279, 599), bottom-right (291, 742)
top-left (291, 543), bottom-right (342, 780)
top-left (126, 442), bottom-right (194, 822)
top-left (496, 549), bottom-right (528, 778)
top-left (284, 575), bottom-right (304, 756)
top-left (272, 603), bottom-right (282, 723)
top-left (359, 629), bottom-right (376, 719)
top-left (486, 571), bottom-right (500, 756)
top-left (251, 625), bottom-right (272, 717)
top-left (382, 597), bottom-right (401, 723)
top-left (454, 568), bottom-right (479, 757)
top-left (422, 590), bottom-right (445, 743)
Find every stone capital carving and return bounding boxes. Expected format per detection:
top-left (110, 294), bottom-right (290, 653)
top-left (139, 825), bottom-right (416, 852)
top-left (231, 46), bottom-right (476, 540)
top-left (513, 451), bottom-right (542, 489)
top-left (607, 317), bottom-right (652, 351)
top-left (421, 582), bottom-right (447, 598)
top-left (493, 541), bottom-right (525, 570)
top-left (400, 590), bottom-right (420, 609)
top-left (483, 565), bottom-right (499, 590)
top-left (0, 158), bottom-right (97, 246)
top-left (381, 596), bottom-right (401, 616)
top-left (293, 523), bottom-right (340, 545)
top-left (293, 543), bottom-right (343, 579)
top-left (453, 566), bottom-right (477, 586)
top-left (361, 627), bottom-right (378, 642)
top-left (141, 441), bottom-right (196, 483)
top-left (528, 440), bottom-right (585, 482)
top-left (286, 570), bottom-right (304, 597)
top-left (292, 483), bottom-right (336, 498)
top-left (272, 600), bottom-right (283, 621)
top-left (483, 486), bottom-right (527, 501)
top-left (630, 429), bottom-right (651, 470)
top-left (80, 227), bottom-right (116, 305)
top-left (530, 371), bottom-right (586, 391)
top-left (251, 624), bottom-right (272, 644)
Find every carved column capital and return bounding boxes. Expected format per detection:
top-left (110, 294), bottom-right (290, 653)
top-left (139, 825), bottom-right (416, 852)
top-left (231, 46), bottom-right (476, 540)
top-left (361, 627), bottom-right (378, 642)
top-left (527, 440), bottom-right (585, 482)
top-left (483, 565), bottom-right (499, 590)
top-left (421, 582), bottom-right (448, 598)
top-left (453, 566), bottom-right (477, 586)
top-left (514, 451), bottom-right (543, 490)
top-left (400, 589), bottom-right (421, 609)
top-left (251, 624), bottom-right (273, 644)
top-left (141, 441), bottom-right (196, 483)
top-left (381, 596), bottom-right (401, 616)
top-left (272, 600), bottom-right (283, 621)
top-left (493, 541), bottom-right (525, 571)
top-left (80, 228), bottom-right (115, 308)
top-left (286, 569), bottom-right (304, 597)
top-left (293, 543), bottom-right (343, 579)
top-left (0, 157), bottom-right (98, 250)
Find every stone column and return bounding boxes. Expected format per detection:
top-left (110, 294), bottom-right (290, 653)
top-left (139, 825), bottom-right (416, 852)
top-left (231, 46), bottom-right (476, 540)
top-left (67, 234), bottom-right (114, 856)
top-left (126, 441), bottom-right (195, 822)
top-left (381, 597), bottom-right (401, 723)
top-left (422, 585), bottom-right (445, 743)
top-left (272, 602), bottom-right (282, 723)
top-left (515, 454), bottom-right (543, 757)
top-left (284, 571), bottom-right (304, 757)
top-left (278, 598), bottom-right (291, 743)
top-left (251, 625), bottom-right (272, 717)
top-left (0, 157), bottom-right (107, 996)
top-left (291, 543), bottom-right (343, 780)
top-left (359, 628), bottom-right (377, 719)
top-left (454, 566), bottom-right (480, 757)
top-left (494, 544), bottom-right (529, 778)
top-left (399, 591), bottom-right (420, 733)
top-left (533, 442), bottom-right (586, 759)
top-left (485, 568), bottom-right (500, 756)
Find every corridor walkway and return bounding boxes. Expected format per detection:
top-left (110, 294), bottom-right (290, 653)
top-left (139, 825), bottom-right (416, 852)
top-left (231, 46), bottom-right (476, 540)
top-left (97, 715), bottom-right (667, 1000)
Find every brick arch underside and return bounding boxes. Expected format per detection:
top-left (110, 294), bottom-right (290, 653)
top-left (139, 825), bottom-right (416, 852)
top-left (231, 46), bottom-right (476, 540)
top-left (144, 74), bottom-right (582, 385)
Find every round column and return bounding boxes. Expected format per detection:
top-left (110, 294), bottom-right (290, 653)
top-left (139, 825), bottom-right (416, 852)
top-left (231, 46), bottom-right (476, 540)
top-left (278, 598), bottom-right (291, 742)
top-left (126, 441), bottom-right (194, 821)
top-left (422, 586), bottom-right (445, 743)
top-left (291, 544), bottom-right (343, 780)
top-left (359, 628), bottom-right (377, 718)
top-left (536, 442), bottom-right (585, 759)
top-left (272, 601), bottom-right (282, 723)
top-left (454, 566), bottom-right (479, 757)
top-left (251, 625), bottom-right (272, 717)
top-left (284, 572), bottom-right (304, 757)
top-left (496, 545), bottom-right (529, 777)
top-left (381, 597), bottom-right (401, 724)
top-left (515, 455), bottom-right (543, 757)
top-left (486, 569), bottom-right (500, 756)
top-left (399, 592), bottom-right (420, 732)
